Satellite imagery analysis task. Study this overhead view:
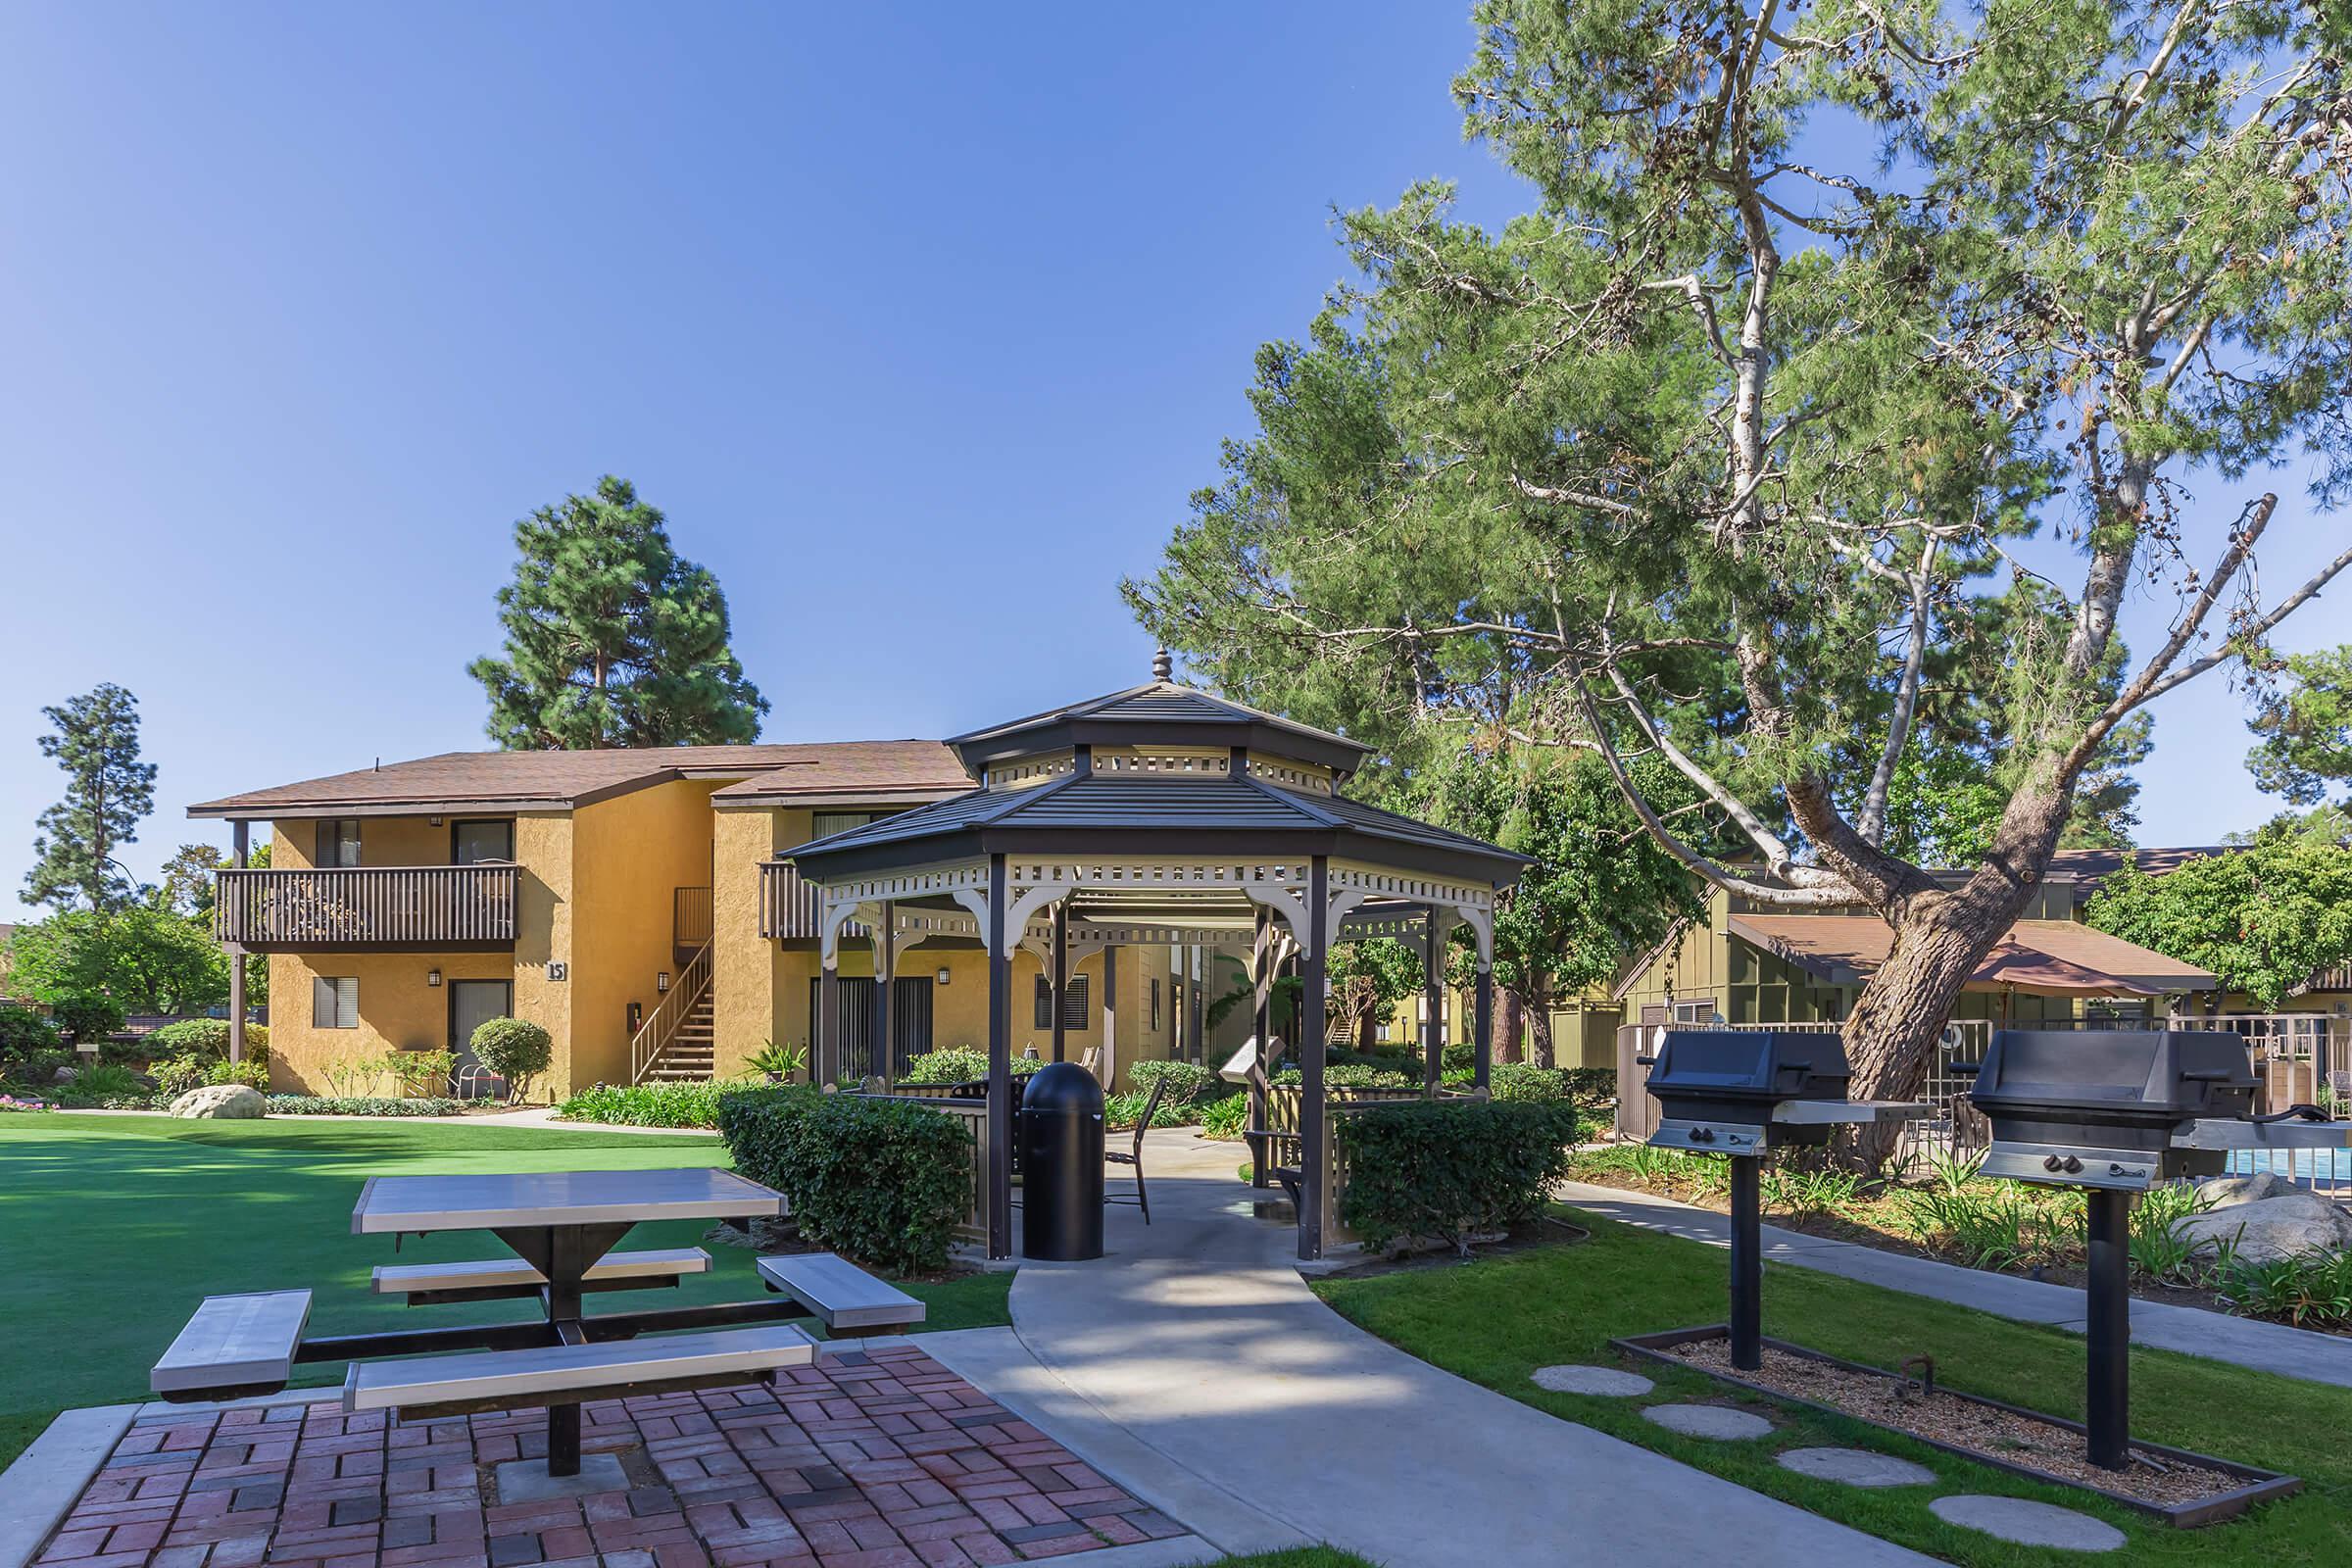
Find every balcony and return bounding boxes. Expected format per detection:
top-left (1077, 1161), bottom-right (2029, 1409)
top-left (216, 864), bottom-right (518, 952)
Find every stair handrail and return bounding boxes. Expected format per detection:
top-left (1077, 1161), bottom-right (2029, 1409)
top-left (630, 937), bottom-right (714, 1084)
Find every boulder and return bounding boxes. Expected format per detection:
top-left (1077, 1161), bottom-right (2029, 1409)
top-left (2196, 1171), bottom-right (2299, 1208)
top-left (169, 1083), bottom-right (266, 1120)
top-left (2173, 1190), bottom-right (2352, 1263)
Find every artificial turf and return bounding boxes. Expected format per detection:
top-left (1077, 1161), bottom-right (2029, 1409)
top-left (0, 1112), bottom-right (1010, 1469)
top-left (1314, 1206), bottom-right (2352, 1568)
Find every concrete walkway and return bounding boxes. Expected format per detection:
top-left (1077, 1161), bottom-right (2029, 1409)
top-left (934, 1130), bottom-right (1933, 1568)
top-left (1558, 1180), bottom-right (2352, 1389)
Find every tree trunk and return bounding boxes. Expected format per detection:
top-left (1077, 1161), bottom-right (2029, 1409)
top-left (1527, 1002), bottom-right (1556, 1069)
top-left (1495, 989), bottom-right (1526, 1066)
top-left (1838, 762), bottom-right (2079, 1168)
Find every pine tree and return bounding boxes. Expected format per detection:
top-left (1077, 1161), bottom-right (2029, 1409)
top-left (24, 682), bottom-right (158, 912)
top-left (468, 476), bottom-right (769, 749)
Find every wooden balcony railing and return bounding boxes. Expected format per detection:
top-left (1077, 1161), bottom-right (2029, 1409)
top-left (760, 860), bottom-right (835, 941)
top-left (215, 864), bottom-right (518, 951)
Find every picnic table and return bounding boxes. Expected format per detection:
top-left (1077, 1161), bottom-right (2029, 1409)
top-left (153, 1166), bottom-right (926, 1483)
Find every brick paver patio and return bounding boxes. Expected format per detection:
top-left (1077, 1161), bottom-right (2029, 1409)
top-left (37, 1345), bottom-right (1189, 1568)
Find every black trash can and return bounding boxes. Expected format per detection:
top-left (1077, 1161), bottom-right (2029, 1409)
top-left (1020, 1061), bottom-right (1104, 1260)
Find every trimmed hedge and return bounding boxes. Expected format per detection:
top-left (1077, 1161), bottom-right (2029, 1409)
top-left (267, 1095), bottom-right (469, 1117)
top-left (903, 1047), bottom-right (990, 1086)
top-left (718, 1088), bottom-right (971, 1275)
top-left (1335, 1099), bottom-right (1581, 1255)
top-left (471, 1017), bottom-right (552, 1090)
top-left (1490, 1062), bottom-right (1566, 1102)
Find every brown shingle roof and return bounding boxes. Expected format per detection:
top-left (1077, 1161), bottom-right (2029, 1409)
top-left (189, 742), bottom-right (973, 818)
top-left (2042, 846), bottom-right (2233, 897)
top-left (1729, 913), bottom-right (2217, 993)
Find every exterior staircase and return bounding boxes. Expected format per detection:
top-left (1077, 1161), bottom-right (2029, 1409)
top-left (641, 990), bottom-right (715, 1081)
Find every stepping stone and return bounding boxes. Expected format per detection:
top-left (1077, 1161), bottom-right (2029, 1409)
top-left (1930, 1494), bottom-right (2127, 1551)
top-left (1776, 1447), bottom-right (1935, 1488)
top-left (1641, 1403), bottom-right (1773, 1440)
top-left (1531, 1364), bottom-right (1653, 1397)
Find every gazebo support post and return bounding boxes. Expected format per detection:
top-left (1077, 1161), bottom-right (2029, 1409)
top-left (818, 959), bottom-right (840, 1090)
top-left (1422, 907), bottom-right (1444, 1100)
top-left (1298, 856), bottom-right (1329, 1262)
top-left (227, 819), bottom-right (250, 1064)
top-left (1250, 906), bottom-right (1272, 1191)
top-left (1474, 965), bottom-right (1494, 1095)
top-left (1102, 945), bottom-right (1118, 1085)
top-left (1051, 900), bottom-right (1068, 1063)
top-left (874, 900), bottom-right (896, 1090)
top-left (986, 856), bottom-right (1013, 1260)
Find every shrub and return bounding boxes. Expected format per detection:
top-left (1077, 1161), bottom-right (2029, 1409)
top-left (151, 1054), bottom-right (211, 1098)
top-left (1490, 1063), bottom-right (1567, 1102)
top-left (1561, 1066), bottom-right (1616, 1107)
top-left (51, 994), bottom-right (125, 1045)
top-left (266, 1095), bottom-right (469, 1117)
top-left (7, 1047), bottom-right (74, 1089)
top-left (1105, 1088), bottom-right (1198, 1131)
top-left (1271, 1063), bottom-right (1417, 1091)
top-left (1127, 1058), bottom-right (1218, 1105)
top-left (206, 1058), bottom-right (271, 1091)
top-left (1199, 1092), bottom-right (1249, 1140)
top-left (470, 1017), bottom-right (552, 1094)
top-left (718, 1088), bottom-right (970, 1274)
top-left (903, 1047), bottom-right (990, 1086)
top-left (557, 1080), bottom-right (732, 1129)
top-left (2216, 1250), bottom-right (2352, 1329)
top-left (54, 1063), bottom-right (145, 1104)
top-left (1336, 1100), bottom-right (1582, 1255)
top-left (0, 1005), bottom-right (63, 1058)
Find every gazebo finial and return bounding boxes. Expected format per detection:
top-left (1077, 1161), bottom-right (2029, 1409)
top-left (1151, 647), bottom-right (1173, 682)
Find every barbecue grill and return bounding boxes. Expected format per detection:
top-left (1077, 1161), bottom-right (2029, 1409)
top-left (1963, 1027), bottom-right (2352, 1471)
top-left (1970, 1028), bottom-right (2255, 1188)
top-left (1641, 1029), bottom-right (1922, 1370)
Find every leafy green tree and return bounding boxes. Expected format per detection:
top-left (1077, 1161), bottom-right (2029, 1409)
top-left (1399, 750), bottom-right (1705, 1066)
top-left (2247, 646), bottom-right (2352, 808)
top-left (2087, 839), bottom-right (2352, 1010)
top-left (2228, 805), bottom-right (2352, 848)
top-left (5, 906), bottom-right (229, 1018)
top-left (24, 683), bottom-right (157, 912)
top-left (1327, 939), bottom-right (1424, 1052)
top-left (469, 476), bottom-right (769, 749)
top-left (1129, 1), bottom-right (2352, 1156)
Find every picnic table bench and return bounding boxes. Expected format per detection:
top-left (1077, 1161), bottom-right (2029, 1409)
top-left (151, 1167), bottom-right (922, 1481)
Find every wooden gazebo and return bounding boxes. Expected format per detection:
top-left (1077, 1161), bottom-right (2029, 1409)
top-left (785, 652), bottom-right (1525, 1260)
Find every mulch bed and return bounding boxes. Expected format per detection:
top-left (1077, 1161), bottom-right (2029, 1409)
top-left (1659, 1337), bottom-right (2246, 1508)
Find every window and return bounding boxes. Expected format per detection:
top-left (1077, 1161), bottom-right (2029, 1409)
top-left (451, 819), bottom-right (513, 863)
top-left (1150, 977), bottom-right (1162, 1033)
top-left (312, 976), bottom-right (359, 1029)
top-left (1033, 973), bottom-right (1091, 1030)
top-left (811, 810), bottom-right (886, 839)
top-left (318, 819), bottom-right (362, 867)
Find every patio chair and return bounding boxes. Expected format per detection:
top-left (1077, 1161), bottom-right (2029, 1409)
top-left (1081, 1046), bottom-right (1102, 1079)
top-left (1106, 1075), bottom-right (1166, 1224)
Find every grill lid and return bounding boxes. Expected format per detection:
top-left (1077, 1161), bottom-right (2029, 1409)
top-left (1968, 1030), bottom-right (2254, 1122)
top-left (1647, 1030), bottom-right (1851, 1102)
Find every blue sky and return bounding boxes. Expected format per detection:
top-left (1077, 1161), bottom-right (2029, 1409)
top-left (0, 3), bottom-right (2339, 921)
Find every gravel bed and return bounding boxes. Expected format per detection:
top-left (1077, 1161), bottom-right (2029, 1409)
top-left (1663, 1338), bottom-right (2243, 1507)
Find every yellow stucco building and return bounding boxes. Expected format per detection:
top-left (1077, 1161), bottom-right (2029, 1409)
top-left (192, 742), bottom-right (1201, 1099)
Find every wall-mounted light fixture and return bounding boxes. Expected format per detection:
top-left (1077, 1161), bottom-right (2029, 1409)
top-left (426, 969), bottom-right (442, 988)
top-left (657, 971), bottom-right (671, 994)
top-left (936, 966), bottom-right (953, 986)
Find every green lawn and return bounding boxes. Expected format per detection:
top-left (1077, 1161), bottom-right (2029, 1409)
top-left (1315, 1207), bottom-right (2352, 1567)
top-left (0, 1112), bottom-right (1010, 1470)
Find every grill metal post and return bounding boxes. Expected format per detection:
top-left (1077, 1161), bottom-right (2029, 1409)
top-left (1728, 1155), bottom-right (1762, 1371)
top-left (2084, 1187), bottom-right (2132, 1470)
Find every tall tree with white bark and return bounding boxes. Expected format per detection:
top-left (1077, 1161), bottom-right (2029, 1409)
top-left (1128, 0), bottom-right (2352, 1162)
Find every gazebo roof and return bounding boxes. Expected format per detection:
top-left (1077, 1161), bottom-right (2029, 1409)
top-left (946, 666), bottom-right (1370, 779)
top-left (786, 768), bottom-right (1526, 883)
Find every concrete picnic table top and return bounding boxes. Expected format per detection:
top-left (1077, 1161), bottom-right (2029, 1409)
top-left (350, 1166), bottom-right (786, 1234)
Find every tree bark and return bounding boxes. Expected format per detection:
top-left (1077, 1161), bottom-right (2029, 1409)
top-left (1526, 1001), bottom-right (1556, 1069)
top-left (1838, 754), bottom-right (2079, 1166)
top-left (1495, 989), bottom-right (1526, 1066)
